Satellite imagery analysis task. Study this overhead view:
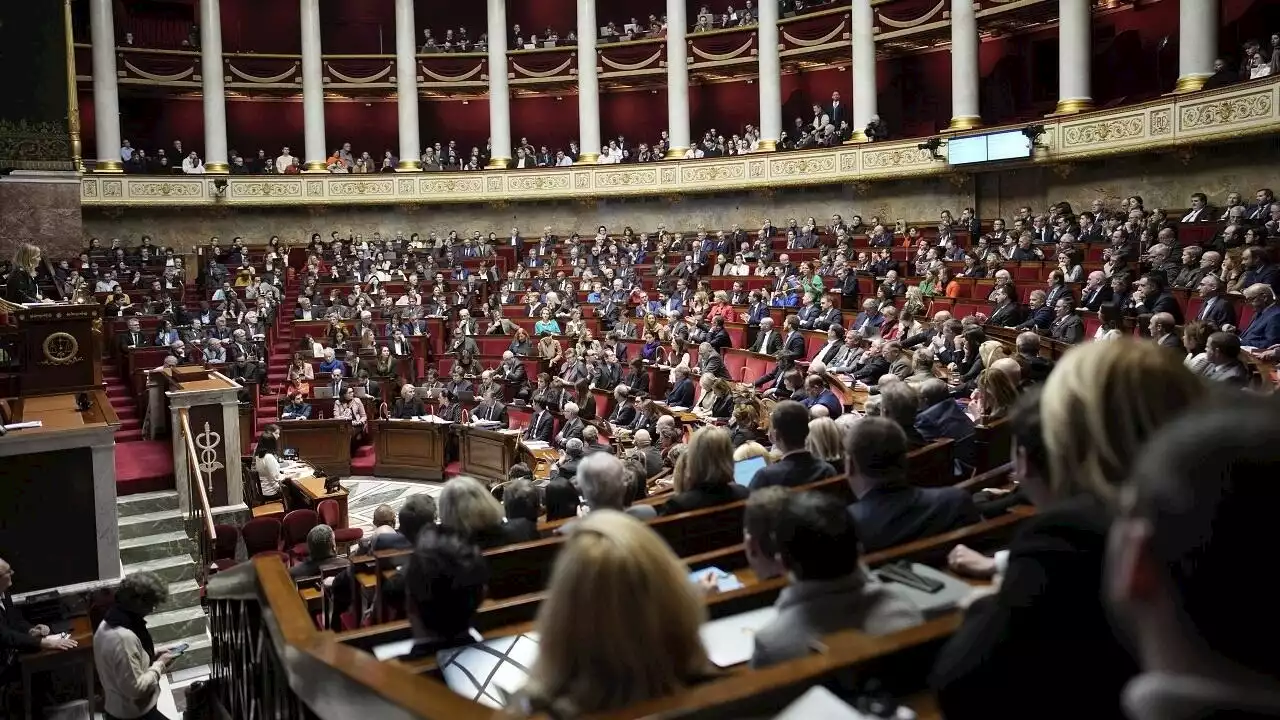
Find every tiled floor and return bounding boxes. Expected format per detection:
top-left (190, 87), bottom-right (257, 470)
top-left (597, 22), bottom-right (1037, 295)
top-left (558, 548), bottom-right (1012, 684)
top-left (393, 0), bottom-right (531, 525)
top-left (343, 476), bottom-right (445, 533)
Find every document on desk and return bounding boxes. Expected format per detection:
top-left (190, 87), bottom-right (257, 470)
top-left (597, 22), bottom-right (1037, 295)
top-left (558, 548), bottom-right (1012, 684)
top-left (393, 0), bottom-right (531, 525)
top-left (522, 440), bottom-right (551, 449)
top-left (774, 686), bottom-right (877, 720)
top-left (698, 606), bottom-right (778, 668)
top-left (3, 421), bottom-right (43, 431)
top-left (415, 415), bottom-right (452, 424)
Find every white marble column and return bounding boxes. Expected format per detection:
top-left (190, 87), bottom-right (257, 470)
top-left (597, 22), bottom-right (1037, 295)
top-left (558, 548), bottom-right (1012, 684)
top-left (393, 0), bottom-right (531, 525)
top-left (394, 0), bottom-right (421, 170)
top-left (948, 0), bottom-right (981, 130)
top-left (1055, 0), bottom-right (1093, 113)
top-left (200, 0), bottom-right (230, 172)
top-left (665, 0), bottom-right (691, 158)
top-left (300, 0), bottom-right (327, 171)
top-left (576, 0), bottom-right (601, 163)
top-left (757, 0), bottom-right (781, 150)
top-left (849, 0), bottom-right (877, 141)
top-left (1176, 0), bottom-right (1217, 93)
top-left (486, 0), bottom-right (512, 168)
top-left (89, 0), bottom-right (123, 172)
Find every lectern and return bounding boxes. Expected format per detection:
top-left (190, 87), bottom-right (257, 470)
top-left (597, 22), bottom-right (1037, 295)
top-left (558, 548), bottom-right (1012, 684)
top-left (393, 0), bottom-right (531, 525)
top-left (12, 303), bottom-right (104, 396)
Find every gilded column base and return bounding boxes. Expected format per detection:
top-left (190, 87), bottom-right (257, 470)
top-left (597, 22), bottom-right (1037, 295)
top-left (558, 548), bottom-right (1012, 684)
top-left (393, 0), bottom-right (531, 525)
top-left (95, 160), bottom-right (124, 173)
top-left (1173, 75), bottom-right (1209, 94)
top-left (947, 116), bottom-right (982, 132)
top-left (204, 162), bottom-right (230, 174)
top-left (303, 161), bottom-right (329, 173)
top-left (843, 131), bottom-right (868, 144)
top-left (1051, 99), bottom-right (1094, 115)
top-left (756, 139), bottom-right (778, 152)
top-left (485, 157), bottom-right (511, 169)
top-left (576, 153), bottom-right (599, 164)
top-left (664, 147), bottom-right (689, 160)
top-left (395, 160), bottom-right (422, 172)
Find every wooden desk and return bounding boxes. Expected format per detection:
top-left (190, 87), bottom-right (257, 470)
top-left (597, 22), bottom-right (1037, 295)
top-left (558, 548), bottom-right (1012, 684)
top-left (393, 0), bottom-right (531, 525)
top-left (371, 419), bottom-right (449, 481)
top-left (457, 425), bottom-right (524, 485)
top-left (278, 419), bottom-right (352, 477)
top-left (21, 616), bottom-right (95, 720)
top-left (290, 473), bottom-right (350, 528)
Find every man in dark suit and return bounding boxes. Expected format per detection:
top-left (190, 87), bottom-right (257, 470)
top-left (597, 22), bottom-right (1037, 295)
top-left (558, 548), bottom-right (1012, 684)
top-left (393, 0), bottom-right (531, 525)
top-left (801, 375), bottom-right (843, 419)
top-left (1179, 192), bottom-right (1216, 223)
top-left (844, 417), bottom-right (979, 552)
top-left (698, 342), bottom-right (731, 380)
top-left (1193, 274), bottom-right (1237, 328)
top-left (749, 318), bottom-right (783, 355)
top-left (665, 366), bottom-right (695, 407)
top-left (522, 398), bottom-right (555, 443)
top-left (812, 296), bottom-right (843, 331)
top-left (1136, 272), bottom-right (1184, 325)
top-left (749, 401), bottom-right (838, 491)
top-left (850, 299), bottom-right (885, 337)
top-left (2, 557), bottom-right (77, 686)
top-left (1078, 271), bottom-right (1113, 312)
top-left (705, 316), bottom-right (732, 352)
top-left (472, 387), bottom-right (508, 425)
top-left (987, 287), bottom-right (1024, 327)
top-left (117, 317), bottom-right (145, 356)
top-left (1014, 290), bottom-right (1054, 331)
top-left (825, 91), bottom-right (846, 129)
top-left (811, 325), bottom-right (848, 366)
top-left (781, 316), bottom-right (806, 359)
top-left (1150, 313), bottom-right (1185, 355)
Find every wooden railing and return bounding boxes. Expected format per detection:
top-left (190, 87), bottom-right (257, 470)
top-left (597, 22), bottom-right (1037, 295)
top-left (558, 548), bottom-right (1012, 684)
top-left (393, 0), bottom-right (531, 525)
top-left (179, 408), bottom-right (218, 588)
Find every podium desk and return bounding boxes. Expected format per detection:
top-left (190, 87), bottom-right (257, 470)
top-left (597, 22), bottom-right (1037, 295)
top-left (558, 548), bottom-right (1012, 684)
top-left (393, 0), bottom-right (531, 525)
top-left (458, 425), bottom-right (524, 486)
top-left (371, 419), bottom-right (448, 481)
top-left (290, 473), bottom-right (350, 528)
top-left (279, 419), bottom-right (352, 477)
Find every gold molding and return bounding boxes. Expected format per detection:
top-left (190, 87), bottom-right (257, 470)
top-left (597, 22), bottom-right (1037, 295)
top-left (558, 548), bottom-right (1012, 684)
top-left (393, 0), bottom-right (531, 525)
top-left (486, 156), bottom-right (511, 169)
top-left (94, 160), bottom-right (124, 173)
top-left (303, 161), bottom-right (329, 172)
top-left (78, 77), bottom-right (1280, 209)
top-left (947, 115), bottom-right (982, 131)
top-left (756, 140), bottom-right (778, 152)
top-left (577, 153), bottom-right (600, 164)
top-left (665, 147), bottom-right (689, 160)
top-left (204, 162), bottom-right (230, 174)
top-left (1051, 98), bottom-right (1095, 115)
top-left (1174, 74), bottom-right (1209, 94)
top-left (395, 160), bottom-right (422, 172)
top-left (63, 0), bottom-right (82, 171)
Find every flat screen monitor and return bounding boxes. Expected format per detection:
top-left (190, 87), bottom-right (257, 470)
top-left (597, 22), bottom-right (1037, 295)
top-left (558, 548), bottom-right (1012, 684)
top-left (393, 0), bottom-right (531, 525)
top-left (946, 130), bottom-right (1032, 165)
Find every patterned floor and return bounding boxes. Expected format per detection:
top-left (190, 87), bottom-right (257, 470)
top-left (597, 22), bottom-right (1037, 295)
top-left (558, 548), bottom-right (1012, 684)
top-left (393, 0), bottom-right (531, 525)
top-left (342, 476), bottom-right (445, 533)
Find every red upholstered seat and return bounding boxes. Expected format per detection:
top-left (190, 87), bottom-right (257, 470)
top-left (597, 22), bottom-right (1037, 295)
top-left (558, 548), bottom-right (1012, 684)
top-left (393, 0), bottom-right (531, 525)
top-left (318, 499), bottom-right (363, 544)
top-left (282, 509), bottom-right (319, 563)
top-left (242, 518), bottom-right (282, 557)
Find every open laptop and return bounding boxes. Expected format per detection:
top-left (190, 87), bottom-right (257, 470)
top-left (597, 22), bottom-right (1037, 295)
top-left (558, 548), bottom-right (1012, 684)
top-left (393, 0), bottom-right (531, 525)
top-left (733, 455), bottom-right (767, 487)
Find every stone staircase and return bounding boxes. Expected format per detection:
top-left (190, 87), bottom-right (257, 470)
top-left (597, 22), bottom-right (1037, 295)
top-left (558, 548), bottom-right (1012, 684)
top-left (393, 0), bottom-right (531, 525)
top-left (117, 490), bottom-right (211, 673)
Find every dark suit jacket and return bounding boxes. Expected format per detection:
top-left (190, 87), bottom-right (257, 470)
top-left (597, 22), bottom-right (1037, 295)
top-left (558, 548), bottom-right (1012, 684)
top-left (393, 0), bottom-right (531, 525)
top-left (523, 410), bottom-right (554, 442)
top-left (700, 353), bottom-right (731, 380)
top-left (706, 327), bottom-right (732, 352)
top-left (473, 401), bottom-right (508, 425)
top-left (393, 398), bottom-right (426, 419)
top-left (608, 403), bottom-right (636, 427)
top-left (748, 451), bottom-right (837, 491)
top-left (666, 378), bottom-right (695, 407)
top-left (1050, 314), bottom-right (1085, 344)
top-left (849, 484), bottom-right (980, 553)
top-left (931, 494), bottom-right (1138, 720)
top-left (1195, 296), bottom-right (1237, 328)
top-left (749, 330), bottom-right (783, 355)
top-left (1144, 292), bottom-right (1185, 325)
top-left (782, 331), bottom-right (806, 359)
top-left (1015, 305), bottom-right (1054, 331)
top-left (660, 482), bottom-right (749, 516)
top-left (1, 594), bottom-right (41, 671)
top-left (1080, 284), bottom-right (1113, 312)
top-left (987, 303), bottom-right (1023, 327)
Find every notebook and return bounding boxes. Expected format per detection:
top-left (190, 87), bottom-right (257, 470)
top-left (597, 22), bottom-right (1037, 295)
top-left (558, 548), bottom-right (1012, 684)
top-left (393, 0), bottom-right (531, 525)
top-left (698, 606), bottom-right (778, 668)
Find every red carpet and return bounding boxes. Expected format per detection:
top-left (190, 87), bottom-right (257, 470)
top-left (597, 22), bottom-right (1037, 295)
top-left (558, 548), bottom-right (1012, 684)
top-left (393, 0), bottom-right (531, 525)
top-left (351, 445), bottom-right (377, 474)
top-left (117, 439), bottom-right (176, 495)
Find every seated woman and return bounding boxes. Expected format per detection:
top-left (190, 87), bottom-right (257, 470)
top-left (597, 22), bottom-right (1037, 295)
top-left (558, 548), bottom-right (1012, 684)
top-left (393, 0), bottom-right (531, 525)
top-left (331, 386), bottom-right (368, 453)
top-left (371, 346), bottom-right (398, 380)
top-left (254, 427), bottom-right (285, 501)
top-left (287, 353), bottom-right (315, 395)
top-left (508, 327), bottom-right (533, 356)
top-left (693, 374), bottom-right (734, 419)
top-left (512, 510), bottom-right (714, 715)
top-left (932, 340), bottom-right (1204, 720)
top-left (438, 476), bottom-right (528, 549)
top-left (728, 403), bottom-right (763, 447)
top-left (659, 427), bottom-right (747, 516)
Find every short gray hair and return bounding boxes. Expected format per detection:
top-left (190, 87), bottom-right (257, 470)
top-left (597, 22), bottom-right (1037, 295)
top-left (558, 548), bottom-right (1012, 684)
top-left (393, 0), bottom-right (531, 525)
top-left (307, 525), bottom-right (336, 562)
top-left (577, 452), bottom-right (627, 510)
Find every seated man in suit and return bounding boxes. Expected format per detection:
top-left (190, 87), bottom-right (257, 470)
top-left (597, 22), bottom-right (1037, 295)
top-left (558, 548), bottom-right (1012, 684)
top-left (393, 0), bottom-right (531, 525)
top-left (629, 429), bottom-right (664, 478)
top-left (581, 424), bottom-right (612, 455)
top-left (289, 525), bottom-right (350, 580)
top-left (1013, 290), bottom-right (1054, 331)
top-left (1149, 312), bottom-right (1185, 355)
top-left (749, 317), bottom-right (783, 355)
top-left (1193, 273), bottom-right (1237, 328)
top-left (1202, 331), bottom-right (1251, 386)
top-left (607, 384), bottom-right (637, 431)
top-left (750, 492), bottom-right (923, 668)
top-left (801, 374), bottom-right (843, 419)
top-left (665, 365), bottom-right (695, 408)
top-left (698, 341), bottom-right (732, 381)
top-left (522, 397), bottom-right (555, 443)
top-left (749, 401), bottom-right (838, 490)
top-left (392, 384), bottom-right (427, 419)
top-left (554, 402), bottom-right (585, 448)
top-left (844, 417), bottom-right (980, 552)
top-left (281, 390), bottom-right (313, 420)
top-left (1, 556), bottom-right (78, 687)
top-left (472, 386), bottom-right (508, 424)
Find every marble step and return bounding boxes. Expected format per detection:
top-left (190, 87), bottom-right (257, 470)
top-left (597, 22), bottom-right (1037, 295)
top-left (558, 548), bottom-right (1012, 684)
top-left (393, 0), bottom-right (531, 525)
top-left (157, 579), bottom-right (202, 614)
top-left (148, 606), bottom-right (209, 645)
top-left (119, 530), bottom-right (196, 565)
top-left (118, 508), bottom-right (186, 540)
top-left (118, 489), bottom-right (180, 517)
top-left (162, 635), bottom-right (212, 674)
top-left (122, 554), bottom-right (198, 586)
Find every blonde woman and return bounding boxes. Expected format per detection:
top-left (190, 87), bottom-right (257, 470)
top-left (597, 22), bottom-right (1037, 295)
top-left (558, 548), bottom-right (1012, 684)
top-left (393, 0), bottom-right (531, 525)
top-left (438, 476), bottom-right (532, 548)
top-left (733, 440), bottom-right (773, 462)
top-left (804, 417), bottom-right (843, 464)
top-left (660, 427), bottom-right (746, 515)
top-left (6, 243), bottom-right (43, 303)
top-left (934, 339), bottom-right (1205, 719)
top-left (969, 368), bottom-right (1018, 423)
top-left (515, 511), bottom-right (713, 715)
top-left (693, 374), bottom-right (734, 419)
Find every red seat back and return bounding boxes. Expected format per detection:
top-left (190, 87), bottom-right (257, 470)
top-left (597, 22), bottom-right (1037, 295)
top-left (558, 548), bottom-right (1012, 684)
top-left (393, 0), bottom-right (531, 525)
top-left (212, 524), bottom-right (240, 561)
top-left (282, 509), bottom-right (319, 547)
top-left (242, 518), bottom-right (282, 556)
top-left (316, 500), bottom-right (340, 527)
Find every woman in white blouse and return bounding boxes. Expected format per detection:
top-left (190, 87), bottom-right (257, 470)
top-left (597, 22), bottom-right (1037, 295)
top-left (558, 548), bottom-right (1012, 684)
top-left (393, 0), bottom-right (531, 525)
top-left (254, 428), bottom-right (284, 500)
